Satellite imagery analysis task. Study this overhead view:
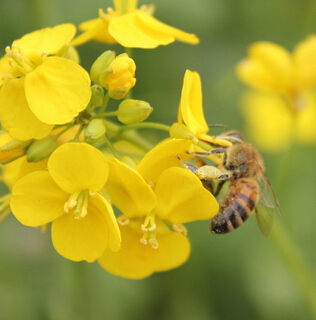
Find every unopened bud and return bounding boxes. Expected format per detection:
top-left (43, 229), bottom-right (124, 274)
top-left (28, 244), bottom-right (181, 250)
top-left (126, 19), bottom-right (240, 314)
top-left (100, 53), bottom-right (136, 100)
top-left (90, 51), bottom-right (115, 85)
top-left (0, 131), bottom-right (31, 164)
top-left (90, 85), bottom-right (104, 107)
top-left (85, 119), bottom-right (106, 143)
top-left (26, 135), bottom-right (58, 162)
top-left (117, 99), bottom-right (152, 125)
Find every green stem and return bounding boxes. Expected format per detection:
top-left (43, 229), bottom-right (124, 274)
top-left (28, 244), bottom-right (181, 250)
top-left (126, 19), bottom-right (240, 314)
top-left (118, 122), bottom-right (171, 133)
top-left (125, 47), bottom-right (133, 58)
top-left (118, 129), bottom-right (155, 152)
top-left (271, 217), bottom-right (316, 318)
top-left (103, 136), bottom-right (121, 158)
top-left (99, 92), bottom-right (110, 114)
top-left (96, 111), bottom-right (118, 118)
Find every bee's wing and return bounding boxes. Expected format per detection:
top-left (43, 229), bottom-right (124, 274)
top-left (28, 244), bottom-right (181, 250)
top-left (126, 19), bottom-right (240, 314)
top-left (254, 161), bottom-right (281, 238)
top-left (255, 202), bottom-right (274, 238)
top-left (257, 173), bottom-right (281, 214)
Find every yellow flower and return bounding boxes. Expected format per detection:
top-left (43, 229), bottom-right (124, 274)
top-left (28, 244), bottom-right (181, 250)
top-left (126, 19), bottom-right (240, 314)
top-left (72, 0), bottom-right (199, 48)
top-left (240, 91), bottom-right (316, 152)
top-left (236, 36), bottom-right (316, 111)
top-left (98, 156), bottom-right (218, 279)
top-left (100, 53), bottom-right (136, 99)
top-left (172, 70), bottom-right (232, 146)
top-left (140, 70), bottom-right (231, 180)
top-left (10, 143), bottom-right (121, 262)
top-left (236, 37), bottom-right (316, 151)
top-left (0, 24), bottom-right (91, 141)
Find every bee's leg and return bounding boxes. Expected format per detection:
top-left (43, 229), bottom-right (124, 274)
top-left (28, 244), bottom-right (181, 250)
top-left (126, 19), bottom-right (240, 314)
top-left (185, 149), bottom-right (227, 157)
top-left (201, 179), bottom-right (215, 194)
top-left (175, 154), bottom-right (199, 174)
top-left (207, 124), bottom-right (228, 132)
top-left (213, 180), bottom-right (226, 197)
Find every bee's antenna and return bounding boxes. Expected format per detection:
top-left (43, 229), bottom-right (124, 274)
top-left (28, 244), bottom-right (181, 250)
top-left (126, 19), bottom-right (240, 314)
top-left (207, 124), bottom-right (228, 132)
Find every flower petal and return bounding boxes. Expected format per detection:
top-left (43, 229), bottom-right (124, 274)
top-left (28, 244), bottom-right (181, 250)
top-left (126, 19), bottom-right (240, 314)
top-left (51, 193), bottom-right (111, 262)
top-left (293, 35), bottom-right (316, 91)
top-left (11, 171), bottom-right (67, 226)
top-left (106, 158), bottom-right (157, 218)
top-left (178, 70), bottom-right (209, 136)
top-left (0, 78), bottom-right (53, 140)
top-left (154, 167), bottom-right (219, 224)
top-left (239, 91), bottom-right (292, 152)
top-left (13, 24), bottom-right (76, 63)
top-left (236, 41), bottom-right (291, 93)
top-left (108, 10), bottom-right (199, 48)
top-left (98, 219), bottom-right (190, 279)
top-left (24, 57), bottom-right (91, 124)
top-left (295, 92), bottom-right (316, 144)
top-left (3, 155), bottom-right (48, 190)
top-left (136, 139), bottom-right (194, 183)
top-left (72, 18), bottom-right (116, 46)
top-left (48, 143), bottom-right (109, 193)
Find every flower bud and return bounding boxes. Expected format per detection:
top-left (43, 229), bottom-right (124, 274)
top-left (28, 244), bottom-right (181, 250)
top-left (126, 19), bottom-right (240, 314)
top-left (26, 135), bottom-right (58, 162)
top-left (0, 131), bottom-right (31, 164)
top-left (90, 85), bottom-right (104, 107)
top-left (90, 51), bottom-right (115, 85)
top-left (100, 53), bottom-right (136, 100)
top-left (117, 99), bottom-right (152, 125)
top-left (85, 119), bottom-right (106, 143)
top-left (170, 123), bottom-right (198, 143)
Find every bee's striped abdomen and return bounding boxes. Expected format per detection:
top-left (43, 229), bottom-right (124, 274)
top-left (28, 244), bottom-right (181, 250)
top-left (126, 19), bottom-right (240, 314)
top-left (210, 179), bottom-right (259, 234)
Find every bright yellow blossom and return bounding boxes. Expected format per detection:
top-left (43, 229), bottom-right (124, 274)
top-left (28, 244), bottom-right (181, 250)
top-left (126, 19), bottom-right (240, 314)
top-left (172, 70), bottom-right (232, 147)
top-left (98, 156), bottom-right (218, 279)
top-left (10, 143), bottom-right (121, 262)
top-left (139, 70), bottom-right (231, 181)
top-left (0, 24), bottom-right (91, 141)
top-left (72, 0), bottom-right (199, 48)
top-left (236, 37), bottom-right (316, 151)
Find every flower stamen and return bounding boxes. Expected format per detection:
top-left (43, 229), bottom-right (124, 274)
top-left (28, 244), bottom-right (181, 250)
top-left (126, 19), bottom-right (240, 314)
top-left (64, 190), bottom-right (90, 219)
top-left (5, 45), bottom-right (36, 74)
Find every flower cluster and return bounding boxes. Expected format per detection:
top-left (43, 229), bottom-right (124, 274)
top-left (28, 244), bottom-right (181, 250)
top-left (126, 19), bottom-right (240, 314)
top-left (236, 37), bottom-right (316, 152)
top-left (0, 0), bottom-right (223, 279)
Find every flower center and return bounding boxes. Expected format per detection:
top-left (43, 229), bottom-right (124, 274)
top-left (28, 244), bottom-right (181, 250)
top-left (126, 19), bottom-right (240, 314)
top-left (64, 189), bottom-right (91, 220)
top-left (4, 45), bottom-right (38, 76)
top-left (140, 213), bottom-right (158, 249)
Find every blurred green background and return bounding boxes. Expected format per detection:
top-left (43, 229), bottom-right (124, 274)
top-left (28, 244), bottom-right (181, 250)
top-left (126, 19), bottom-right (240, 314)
top-left (1, 0), bottom-right (316, 319)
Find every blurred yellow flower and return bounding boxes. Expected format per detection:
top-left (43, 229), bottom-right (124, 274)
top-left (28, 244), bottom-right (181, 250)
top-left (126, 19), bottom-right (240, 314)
top-left (10, 143), bottom-right (121, 262)
top-left (72, 0), bottom-right (199, 48)
top-left (0, 24), bottom-right (91, 141)
top-left (236, 37), bottom-right (316, 151)
top-left (98, 157), bottom-right (218, 279)
top-left (240, 91), bottom-right (316, 152)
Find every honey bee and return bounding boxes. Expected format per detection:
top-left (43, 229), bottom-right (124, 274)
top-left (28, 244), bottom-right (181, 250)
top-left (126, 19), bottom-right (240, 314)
top-left (179, 130), bottom-right (281, 237)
